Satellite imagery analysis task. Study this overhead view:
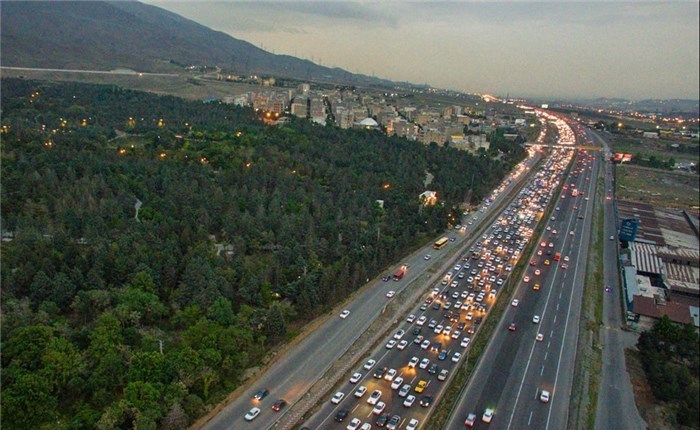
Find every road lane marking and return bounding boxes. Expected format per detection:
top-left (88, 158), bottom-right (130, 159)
top-left (553, 315), bottom-right (557, 323)
top-left (544, 351), bottom-right (548, 361)
top-left (541, 365), bottom-right (545, 375)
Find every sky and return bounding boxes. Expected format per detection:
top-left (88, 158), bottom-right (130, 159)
top-left (147, 1), bottom-right (699, 100)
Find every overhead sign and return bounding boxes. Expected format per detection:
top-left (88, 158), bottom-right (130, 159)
top-left (619, 218), bottom-right (639, 242)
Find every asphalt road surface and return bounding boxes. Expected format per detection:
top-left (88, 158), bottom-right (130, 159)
top-left (445, 148), bottom-right (599, 430)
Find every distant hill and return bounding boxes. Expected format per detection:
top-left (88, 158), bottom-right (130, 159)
top-left (0, 1), bottom-right (393, 86)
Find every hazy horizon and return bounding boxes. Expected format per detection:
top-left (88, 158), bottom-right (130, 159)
top-left (147, 1), bottom-right (699, 101)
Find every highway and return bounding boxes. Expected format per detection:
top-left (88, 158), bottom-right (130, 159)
top-left (591, 130), bottom-right (647, 430)
top-left (444, 143), bottom-right (599, 429)
top-left (302, 146), bottom-right (573, 430)
top-left (201, 149), bottom-right (542, 430)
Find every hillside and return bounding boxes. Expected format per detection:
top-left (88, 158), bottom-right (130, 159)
top-left (0, 1), bottom-right (392, 86)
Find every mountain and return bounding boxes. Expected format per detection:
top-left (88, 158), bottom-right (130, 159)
top-left (0, 1), bottom-right (392, 86)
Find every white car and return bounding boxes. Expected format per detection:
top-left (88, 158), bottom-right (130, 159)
top-left (564, 255), bottom-right (570, 262)
top-left (532, 315), bottom-right (541, 324)
top-left (367, 389), bottom-right (382, 405)
top-left (331, 391), bottom-right (345, 404)
top-left (347, 418), bottom-right (362, 430)
top-left (452, 352), bottom-right (462, 363)
top-left (363, 359), bottom-right (376, 370)
top-left (420, 339), bottom-right (430, 350)
top-left (408, 356), bottom-right (419, 368)
top-left (406, 314), bottom-right (416, 323)
top-left (340, 310), bottom-right (350, 319)
top-left (417, 315), bottom-right (427, 326)
top-left (406, 418), bottom-right (420, 430)
top-left (391, 376), bottom-right (404, 390)
top-left (394, 329), bottom-right (405, 340)
top-left (360, 424), bottom-right (372, 430)
top-left (354, 385), bottom-right (367, 398)
top-left (397, 340), bottom-right (408, 350)
top-left (350, 372), bottom-right (362, 384)
top-left (419, 358), bottom-right (430, 369)
top-left (398, 384), bottom-right (411, 397)
top-left (386, 339), bottom-right (397, 349)
top-left (384, 368), bottom-right (397, 381)
top-left (403, 394), bottom-right (416, 408)
top-left (523, 275), bottom-right (530, 282)
top-left (482, 408), bottom-right (494, 423)
top-left (511, 299), bottom-right (519, 307)
top-left (244, 407), bottom-right (261, 421)
top-left (460, 337), bottom-right (471, 348)
top-left (386, 290), bottom-right (396, 298)
top-left (536, 333), bottom-right (544, 342)
top-left (424, 254), bottom-right (431, 260)
top-left (434, 324), bottom-right (444, 334)
top-left (540, 390), bottom-right (551, 403)
top-left (372, 401), bottom-right (386, 415)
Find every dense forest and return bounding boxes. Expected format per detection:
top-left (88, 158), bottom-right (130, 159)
top-left (0, 78), bottom-right (525, 429)
top-left (636, 316), bottom-right (699, 428)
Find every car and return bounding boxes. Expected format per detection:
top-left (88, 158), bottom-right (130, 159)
top-left (354, 385), bottom-right (368, 398)
top-left (511, 299), bottom-right (519, 307)
top-left (537, 250), bottom-right (543, 256)
top-left (424, 254), bottom-right (431, 260)
top-left (335, 409), bottom-right (350, 422)
top-left (372, 401), bottom-right (386, 415)
top-left (386, 290), bottom-right (396, 298)
top-left (421, 339), bottom-right (430, 350)
top-left (533, 283), bottom-right (541, 291)
top-left (482, 408), bottom-right (494, 423)
top-left (331, 391), bottom-right (345, 404)
top-left (375, 414), bottom-right (389, 427)
top-left (350, 372), bottom-right (362, 384)
top-left (569, 230), bottom-right (575, 236)
top-left (465, 413), bottom-right (477, 427)
top-left (363, 359), bottom-right (376, 370)
top-left (460, 337), bottom-right (471, 348)
top-left (398, 384), bottom-right (411, 398)
top-left (548, 242), bottom-right (554, 248)
top-left (414, 335), bottom-right (424, 344)
top-left (244, 407), bottom-right (261, 421)
top-left (384, 368), bottom-right (397, 381)
top-left (373, 367), bottom-right (387, 378)
top-left (438, 350), bottom-right (447, 360)
top-left (523, 275), bottom-right (530, 282)
top-left (340, 310), bottom-right (351, 319)
top-left (415, 380), bottom-right (428, 393)
top-left (406, 418), bottom-right (420, 430)
top-left (367, 389), bottom-right (382, 405)
top-left (536, 333), bottom-right (544, 341)
top-left (419, 395), bottom-right (434, 407)
top-left (530, 260), bottom-right (537, 266)
top-left (508, 323), bottom-right (517, 332)
top-left (428, 363), bottom-right (438, 374)
top-left (385, 339), bottom-right (397, 349)
top-left (610, 235), bottom-right (615, 240)
top-left (271, 398), bottom-right (287, 411)
top-left (417, 315), bottom-right (427, 326)
top-left (561, 263), bottom-right (568, 269)
top-left (394, 329), bottom-right (405, 339)
top-left (387, 414), bottom-right (401, 430)
top-left (403, 394), bottom-right (416, 407)
top-left (534, 269), bottom-right (541, 276)
top-left (419, 303), bottom-right (428, 311)
top-left (408, 356), bottom-right (419, 368)
top-left (564, 255), bottom-right (570, 262)
top-left (452, 352), bottom-right (462, 363)
top-left (540, 390), bottom-right (551, 403)
top-left (253, 388), bottom-right (269, 400)
top-left (397, 339), bottom-right (408, 350)
top-left (391, 376), bottom-right (404, 390)
top-left (419, 358), bottom-right (430, 369)
top-left (532, 315), bottom-right (541, 324)
top-left (406, 314), bottom-right (416, 323)
top-left (360, 423), bottom-right (372, 430)
top-left (544, 259), bottom-right (550, 266)
top-left (347, 418), bottom-right (362, 430)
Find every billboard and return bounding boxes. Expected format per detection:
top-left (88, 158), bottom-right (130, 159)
top-left (619, 218), bottom-right (639, 242)
top-left (614, 153), bottom-right (633, 163)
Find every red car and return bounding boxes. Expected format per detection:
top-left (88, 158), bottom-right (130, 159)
top-left (508, 323), bottom-right (517, 332)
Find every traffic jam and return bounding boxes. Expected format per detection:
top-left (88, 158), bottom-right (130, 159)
top-left (319, 148), bottom-right (574, 430)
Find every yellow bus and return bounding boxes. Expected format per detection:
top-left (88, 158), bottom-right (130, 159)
top-left (434, 237), bottom-right (449, 250)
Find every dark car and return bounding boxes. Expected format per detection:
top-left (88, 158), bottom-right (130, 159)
top-left (475, 317), bottom-right (483, 325)
top-left (373, 367), bottom-right (387, 379)
top-left (412, 327), bottom-right (422, 335)
top-left (387, 414), bottom-right (402, 430)
top-left (438, 350), bottom-right (448, 360)
top-left (432, 302), bottom-right (441, 310)
top-left (253, 388), bottom-right (269, 400)
top-left (375, 413), bottom-right (390, 427)
top-left (419, 303), bottom-right (428, 311)
top-left (335, 409), bottom-right (349, 422)
top-left (457, 322), bottom-right (466, 330)
top-left (382, 275), bottom-right (391, 282)
top-left (428, 363), bottom-right (438, 374)
top-left (271, 399), bottom-right (287, 411)
top-left (420, 395), bottom-right (434, 407)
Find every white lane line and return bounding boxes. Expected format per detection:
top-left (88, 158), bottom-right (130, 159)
top-left (541, 365), bottom-right (545, 376)
top-left (528, 411), bottom-right (534, 425)
top-left (544, 351), bottom-right (549, 361)
top-left (553, 315), bottom-right (557, 324)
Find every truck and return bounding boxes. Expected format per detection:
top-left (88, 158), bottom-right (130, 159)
top-left (393, 265), bottom-right (407, 281)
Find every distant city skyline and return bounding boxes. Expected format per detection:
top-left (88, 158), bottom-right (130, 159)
top-left (148, 1), bottom-right (699, 101)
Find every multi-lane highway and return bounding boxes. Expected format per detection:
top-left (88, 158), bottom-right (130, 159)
top-left (202, 149), bottom-right (542, 430)
top-left (445, 145), bottom-right (598, 429)
top-left (302, 144), bottom-right (574, 430)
